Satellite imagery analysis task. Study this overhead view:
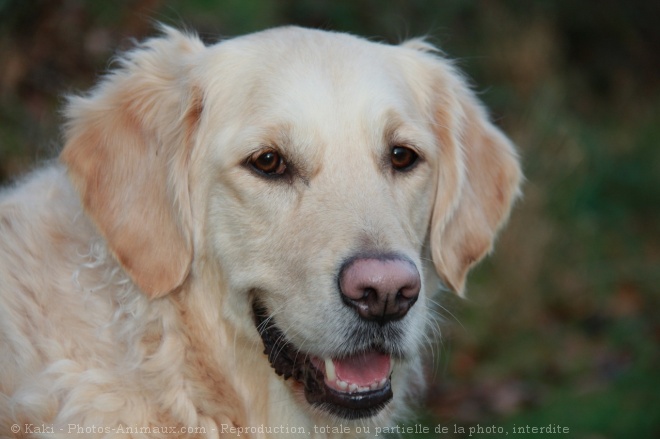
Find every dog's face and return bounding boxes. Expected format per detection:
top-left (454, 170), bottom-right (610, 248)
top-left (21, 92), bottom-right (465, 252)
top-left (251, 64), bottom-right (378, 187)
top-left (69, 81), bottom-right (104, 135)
top-left (61, 27), bottom-right (521, 420)
top-left (198, 30), bottom-right (440, 418)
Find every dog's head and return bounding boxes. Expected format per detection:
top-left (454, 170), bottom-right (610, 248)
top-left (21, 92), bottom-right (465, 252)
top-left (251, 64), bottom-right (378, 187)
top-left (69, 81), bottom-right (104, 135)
top-left (61, 27), bottom-right (521, 420)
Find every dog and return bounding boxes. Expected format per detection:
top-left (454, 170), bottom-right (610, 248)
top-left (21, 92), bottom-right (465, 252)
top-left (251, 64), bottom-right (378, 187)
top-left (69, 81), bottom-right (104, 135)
top-left (0, 26), bottom-right (521, 438)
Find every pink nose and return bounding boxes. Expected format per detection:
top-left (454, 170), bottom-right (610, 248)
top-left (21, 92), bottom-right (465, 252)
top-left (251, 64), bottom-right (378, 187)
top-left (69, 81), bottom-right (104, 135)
top-left (339, 256), bottom-right (420, 323)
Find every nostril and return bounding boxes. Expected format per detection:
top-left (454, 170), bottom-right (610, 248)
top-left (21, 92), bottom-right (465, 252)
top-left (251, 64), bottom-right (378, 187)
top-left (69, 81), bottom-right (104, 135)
top-left (338, 255), bottom-right (421, 323)
top-left (363, 287), bottom-right (376, 300)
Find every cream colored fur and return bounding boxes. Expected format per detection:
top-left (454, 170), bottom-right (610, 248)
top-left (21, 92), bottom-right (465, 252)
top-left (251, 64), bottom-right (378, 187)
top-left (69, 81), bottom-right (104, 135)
top-left (0, 27), bottom-right (521, 438)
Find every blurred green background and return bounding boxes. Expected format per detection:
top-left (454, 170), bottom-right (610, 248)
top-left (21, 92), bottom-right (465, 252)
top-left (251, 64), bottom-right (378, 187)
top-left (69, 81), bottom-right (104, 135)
top-left (1, 1), bottom-right (658, 438)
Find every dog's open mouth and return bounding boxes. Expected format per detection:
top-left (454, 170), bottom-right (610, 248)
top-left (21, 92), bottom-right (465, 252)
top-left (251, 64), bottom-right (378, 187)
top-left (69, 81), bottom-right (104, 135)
top-left (253, 303), bottom-right (393, 419)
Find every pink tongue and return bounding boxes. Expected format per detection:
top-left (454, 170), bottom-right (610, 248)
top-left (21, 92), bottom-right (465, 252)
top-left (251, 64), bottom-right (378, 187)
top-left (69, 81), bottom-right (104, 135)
top-left (333, 352), bottom-right (391, 386)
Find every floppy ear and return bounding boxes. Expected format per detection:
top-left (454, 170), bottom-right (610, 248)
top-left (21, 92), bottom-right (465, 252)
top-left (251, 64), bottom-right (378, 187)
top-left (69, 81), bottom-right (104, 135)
top-left (60, 27), bottom-right (205, 299)
top-left (428, 65), bottom-right (522, 296)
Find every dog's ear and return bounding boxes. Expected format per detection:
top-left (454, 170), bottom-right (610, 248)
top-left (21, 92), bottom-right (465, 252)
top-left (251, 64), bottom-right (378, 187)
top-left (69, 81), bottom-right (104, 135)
top-left (60, 27), bottom-right (204, 299)
top-left (426, 61), bottom-right (522, 296)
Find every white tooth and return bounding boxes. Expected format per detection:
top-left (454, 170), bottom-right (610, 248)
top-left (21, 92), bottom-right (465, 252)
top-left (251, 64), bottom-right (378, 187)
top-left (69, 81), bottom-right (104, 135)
top-left (337, 380), bottom-right (348, 390)
top-left (370, 382), bottom-right (379, 390)
top-left (379, 378), bottom-right (387, 387)
top-left (348, 383), bottom-right (358, 392)
top-left (324, 358), bottom-right (336, 381)
top-left (358, 386), bottom-right (369, 392)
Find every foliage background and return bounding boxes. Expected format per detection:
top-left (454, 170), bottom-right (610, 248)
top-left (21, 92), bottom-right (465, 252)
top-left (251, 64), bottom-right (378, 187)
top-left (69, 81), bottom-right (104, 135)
top-left (1, 1), bottom-right (658, 437)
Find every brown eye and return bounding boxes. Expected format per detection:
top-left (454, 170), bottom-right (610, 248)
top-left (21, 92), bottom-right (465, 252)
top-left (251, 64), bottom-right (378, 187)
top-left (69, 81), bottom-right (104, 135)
top-left (391, 146), bottom-right (418, 171)
top-left (249, 150), bottom-right (286, 175)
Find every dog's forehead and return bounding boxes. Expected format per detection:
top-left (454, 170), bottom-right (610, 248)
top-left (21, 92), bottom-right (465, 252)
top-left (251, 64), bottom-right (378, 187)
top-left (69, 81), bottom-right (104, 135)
top-left (204, 28), bottom-right (425, 120)
top-left (199, 27), bottom-right (432, 162)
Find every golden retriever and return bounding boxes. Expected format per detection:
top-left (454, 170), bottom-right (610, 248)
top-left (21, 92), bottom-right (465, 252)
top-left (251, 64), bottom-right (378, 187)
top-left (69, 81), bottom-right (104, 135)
top-left (0, 26), bottom-right (521, 438)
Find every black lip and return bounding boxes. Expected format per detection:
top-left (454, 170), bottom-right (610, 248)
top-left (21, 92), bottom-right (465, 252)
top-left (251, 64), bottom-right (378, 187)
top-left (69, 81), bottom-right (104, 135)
top-left (252, 301), bottom-right (393, 419)
top-left (305, 377), bottom-right (393, 420)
